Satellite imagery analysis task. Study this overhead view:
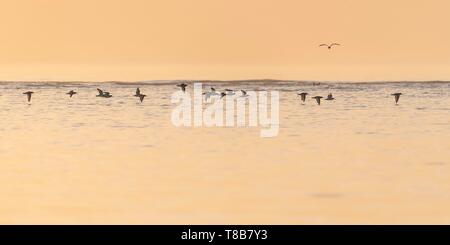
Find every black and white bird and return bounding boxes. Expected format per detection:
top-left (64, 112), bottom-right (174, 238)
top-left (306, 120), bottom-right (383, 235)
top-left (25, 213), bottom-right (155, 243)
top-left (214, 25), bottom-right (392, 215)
top-left (298, 92), bottom-right (308, 102)
top-left (203, 87), bottom-right (220, 100)
top-left (319, 43), bottom-right (340, 50)
top-left (312, 96), bottom-right (323, 105)
top-left (224, 89), bottom-right (235, 96)
top-left (177, 83), bottom-right (188, 92)
top-left (325, 93), bottom-right (335, 101)
top-left (96, 88), bottom-right (112, 98)
top-left (23, 91), bottom-right (34, 102)
top-left (66, 90), bottom-right (77, 98)
top-left (391, 93), bottom-right (402, 104)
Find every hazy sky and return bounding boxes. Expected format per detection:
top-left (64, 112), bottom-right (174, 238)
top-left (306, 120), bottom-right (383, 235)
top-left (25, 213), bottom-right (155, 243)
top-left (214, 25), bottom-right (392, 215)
top-left (1, 0), bottom-right (450, 81)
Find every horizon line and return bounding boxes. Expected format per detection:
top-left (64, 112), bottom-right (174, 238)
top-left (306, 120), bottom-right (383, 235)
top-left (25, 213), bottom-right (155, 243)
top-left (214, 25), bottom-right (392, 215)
top-left (0, 79), bottom-right (449, 84)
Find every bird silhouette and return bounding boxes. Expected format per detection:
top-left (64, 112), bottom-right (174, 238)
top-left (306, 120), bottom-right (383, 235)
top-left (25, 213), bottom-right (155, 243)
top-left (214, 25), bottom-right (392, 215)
top-left (325, 93), bottom-right (335, 100)
top-left (66, 90), bottom-right (77, 98)
top-left (220, 92), bottom-right (227, 99)
top-left (391, 93), bottom-right (402, 104)
top-left (177, 83), bottom-right (188, 92)
top-left (298, 92), bottom-right (308, 102)
top-left (23, 91), bottom-right (34, 102)
top-left (241, 90), bottom-right (248, 97)
top-left (319, 43), bottom-right (340, 50)
top-left (312, 96), bottom-right (323, 105)
top-left (96, 88), bottom-right (112, 98)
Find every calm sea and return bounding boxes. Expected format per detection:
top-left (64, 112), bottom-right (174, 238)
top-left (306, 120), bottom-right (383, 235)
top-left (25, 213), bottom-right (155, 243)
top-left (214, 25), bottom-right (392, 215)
top-left (0, 80), bottom-right (449, 224)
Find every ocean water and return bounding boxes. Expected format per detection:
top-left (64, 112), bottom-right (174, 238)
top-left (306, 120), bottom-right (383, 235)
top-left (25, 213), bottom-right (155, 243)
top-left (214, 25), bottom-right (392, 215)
top-left (0, 80), bottom-right (449, 224)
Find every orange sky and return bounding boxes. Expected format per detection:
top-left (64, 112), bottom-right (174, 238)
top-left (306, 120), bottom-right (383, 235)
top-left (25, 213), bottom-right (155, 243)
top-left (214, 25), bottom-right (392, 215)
top-left (0, 0), bottom-right (449, 81)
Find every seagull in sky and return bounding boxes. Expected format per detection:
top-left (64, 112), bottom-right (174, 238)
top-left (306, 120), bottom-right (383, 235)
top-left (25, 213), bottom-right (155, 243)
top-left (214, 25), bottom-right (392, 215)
top-left (319, 43), bottom-right (340, 50)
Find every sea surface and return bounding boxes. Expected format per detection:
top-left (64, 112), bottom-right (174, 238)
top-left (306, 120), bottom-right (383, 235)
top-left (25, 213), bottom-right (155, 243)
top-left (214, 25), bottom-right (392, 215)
top-left (0, 80), bottom-right (449, 224)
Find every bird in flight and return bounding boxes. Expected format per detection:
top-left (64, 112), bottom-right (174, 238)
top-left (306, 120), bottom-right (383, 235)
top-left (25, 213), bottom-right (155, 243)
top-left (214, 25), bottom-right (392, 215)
top-left (391, 93), bottom-right (402, 104)
top-left (298, 92), bottom-right (308, 103)
top-left (319, 43), bottom-right (340, 50)
top-left (312, 96), bottom-right (323, 105)
top-left (96, 88), bottom-right (112, 98)
top-left (23, 91), bottom-right (34, 102)
top-left (203, 87), bottom-right (219, 100)
top-left (224, 89), bottom-right (235, 96)
top-left (66, 90), bottom-right (77, 98)
top-left (177, 83), bottom-right (188, 92)
top-left (325, 93), bottom-right (335, 100)
top-left (134, 87), bottom-right (146, 102)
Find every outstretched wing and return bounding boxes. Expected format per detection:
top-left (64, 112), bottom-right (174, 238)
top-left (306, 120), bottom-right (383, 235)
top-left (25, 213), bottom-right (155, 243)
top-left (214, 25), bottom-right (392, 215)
top-left (241, 90), bottom-right (247, 95)
top-left (319, 44), bottom-right (328, 47)
top-left (97, 88), bottom-right (103, 95)
top-left (330, 43), bottom-right (340, 47)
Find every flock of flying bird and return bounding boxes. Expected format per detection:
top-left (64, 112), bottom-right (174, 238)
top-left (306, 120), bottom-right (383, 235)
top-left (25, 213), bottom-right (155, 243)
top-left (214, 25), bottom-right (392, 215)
top-left (20, 83), bottom-right (403, 105)
top-left (297, 91), bottom-right (402, 105)
top-left (22, 87), bottom-right (145, 103)
top-left (18, 42), bottom-right (403, 105)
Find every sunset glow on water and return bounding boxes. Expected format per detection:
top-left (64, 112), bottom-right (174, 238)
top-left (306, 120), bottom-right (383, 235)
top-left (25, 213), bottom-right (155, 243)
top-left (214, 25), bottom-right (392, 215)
top-left (0, 81), bottom-right (448, 224)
